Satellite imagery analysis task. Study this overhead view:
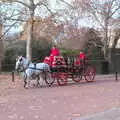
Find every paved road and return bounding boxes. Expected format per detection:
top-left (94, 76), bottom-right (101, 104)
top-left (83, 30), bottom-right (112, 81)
top-left (0, 74), bottom-right (120, 120)
top-left (73, 108), bottom-right (120, 120)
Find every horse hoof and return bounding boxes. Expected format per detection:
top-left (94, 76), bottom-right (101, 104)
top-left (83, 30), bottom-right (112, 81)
top-left (48, 84), bottom-right (52, 87)
top-left (36, 84), bottom-right (40, 88)
top-left (24, 85), bottom-right (29, 89)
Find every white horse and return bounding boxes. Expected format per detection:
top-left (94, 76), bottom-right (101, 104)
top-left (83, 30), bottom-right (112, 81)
top-left (15, 56), bottom-right (50, 88)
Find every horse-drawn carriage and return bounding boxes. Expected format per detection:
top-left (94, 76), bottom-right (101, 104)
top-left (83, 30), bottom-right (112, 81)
top-left (15, 55), bottom-right (96, 88)
top-left (44, 55), bottom-right (96, 86)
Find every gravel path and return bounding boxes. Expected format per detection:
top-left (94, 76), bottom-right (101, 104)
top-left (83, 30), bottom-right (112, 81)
top-left (0, 74), bottom-right (120, 120)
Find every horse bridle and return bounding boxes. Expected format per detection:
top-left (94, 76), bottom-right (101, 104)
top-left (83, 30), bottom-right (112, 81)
top-left (17, 58), bottom-right (31, 72)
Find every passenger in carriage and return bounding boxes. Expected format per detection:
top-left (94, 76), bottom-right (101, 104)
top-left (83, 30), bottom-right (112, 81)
top-left (49, 45), bottom-right (60, 63)
top-left (44, 45), bottom-right (61, 66)
top-left (74, 51), bottom-right (86, 66)
top-left (79, 51), bottom-right (85, 59)
top-left (79, 51), bottom-right (86, 65)
top-left (50, 45), bottom-right (60, 56)
top-left (44, 45), bottom-right (60, 66)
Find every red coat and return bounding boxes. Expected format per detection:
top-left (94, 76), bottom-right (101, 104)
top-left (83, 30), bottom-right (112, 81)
top-left (51, 48), bottom-right (60, 56)
top-left (43, 57), bottom-right (52, 66)
top-left (44, 47), bottom-right (60, 67)
top-left (79, 52), bottom-right (85, 60)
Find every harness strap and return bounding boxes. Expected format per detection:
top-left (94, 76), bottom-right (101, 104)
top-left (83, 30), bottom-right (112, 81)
top-left (34, 63), bottom-right (36, 69)
top-left (21, 61), bottom-right (31, 72)
top-left (27, 61), bottom-right (31, 67)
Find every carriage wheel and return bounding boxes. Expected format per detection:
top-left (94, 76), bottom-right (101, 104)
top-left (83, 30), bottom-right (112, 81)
top-left (73, 74), bottom-right (82, 82)
top-left (84, 66), bottom-right (96, 82)
top-left (44, 72), bottom-right (55, 86)
top-left (72, 69), bottom-right (82, 83)
top-left (57, 72), bottom-right (68, 86)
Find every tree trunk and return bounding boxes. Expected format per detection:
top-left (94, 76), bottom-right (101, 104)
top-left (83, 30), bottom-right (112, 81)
top-left (26, 8), bottom-right (34, 61)
top-left (103, 34), bottom-right (108, 59)
top-left (103, 19), bottom-right (109, 60)
top-left (112, 31), bottom-right (120, 48)
top-left (0, 24), bottom-right (4, 71)
top-left (26, 22), bottom-right (32, 60)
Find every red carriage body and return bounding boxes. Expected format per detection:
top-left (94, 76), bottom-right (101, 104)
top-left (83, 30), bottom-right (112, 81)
top-left (43, 55), bottom-right (96, 86)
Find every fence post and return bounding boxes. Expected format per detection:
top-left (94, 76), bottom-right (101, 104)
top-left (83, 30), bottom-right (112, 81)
top-left (12, 71), bottom-right (14, 82)
top-left (115, 72), bottom-right (118, 81)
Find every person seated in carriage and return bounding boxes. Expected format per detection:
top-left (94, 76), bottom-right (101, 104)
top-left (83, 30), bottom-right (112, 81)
top-left (74, 51), bottom-right (87, 66)
top-left (49, 45), bottom-right (60, 63)
top-left (79, 51), bottom-right (88, 65)
top-left (44, 45), bottom-right (66, 68)
top-left (50, 45), bottom-right (60, 56)
top-left (50, 45), bottom-right (66, 67)
top-left (44, 45), bottom-right (61, 67)
top-left (79, 51), bottom-right (85, 59)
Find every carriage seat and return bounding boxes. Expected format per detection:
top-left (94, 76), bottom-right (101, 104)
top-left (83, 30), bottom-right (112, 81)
top-left (52, 56), bottom-right (66, 67)
top-left (44, 56), bottom-right (66, 68)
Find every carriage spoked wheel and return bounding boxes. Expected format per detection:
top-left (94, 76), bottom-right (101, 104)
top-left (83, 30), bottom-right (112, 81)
top-left (57, 72), bottom-right (68, 86)
top-left (72, 69), bottom-right (82, 83)
top-left (43, 71), bottom-right (55, 86)
top-left (84, 66), bottom-right (96, 82)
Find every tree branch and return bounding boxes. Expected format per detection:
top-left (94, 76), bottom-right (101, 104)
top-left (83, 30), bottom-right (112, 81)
top-left (90, 9), bottom-right (105, 29)
top-left (59, 0), bottom-right (74, 8)
top-left (109, 5), bottom-right (120, 18)
top-left (0, 22), bottom-right (17, 41)
top-left (4, 18), bottom-right (26, 22)
top-left (13, 0), bottom-right (31, 9)
top-left (41, 3), bottom-right (54, 15)
top-left (35, 1), bottom-right (43, 7)
top-left (4, 9), bottom-right (17, 22)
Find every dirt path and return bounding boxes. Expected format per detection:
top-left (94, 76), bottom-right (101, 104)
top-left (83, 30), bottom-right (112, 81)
top-left (0, 74), bottom-right (120, 120)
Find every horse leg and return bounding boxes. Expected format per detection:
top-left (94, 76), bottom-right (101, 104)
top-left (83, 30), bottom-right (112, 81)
top-left (24, 79), bottom-right (27, 88)
top-left (24, 70), bottom-right (32, 89)
top-left (24, 73), bottom-right (31, 89)
top-left (23, 72), bottom-right (27, 88)
top-left (36, 75), bottom-right (40, 87)
top-left (25, 78), bottom-right (31, 89)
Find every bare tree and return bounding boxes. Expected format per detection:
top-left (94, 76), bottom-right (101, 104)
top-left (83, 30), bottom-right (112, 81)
top-left (0, 2), bottom-right (19, 40)
top-left (20, 15), bottom-right (59, 42)
top-left (1, 0), bottom-right (53, 60)
top-left (72, 0), bottom-right (120, 59)
top-left (0, 2), bottom-right (19, 69)
top-left (16, 0), bottom-right (53, 60)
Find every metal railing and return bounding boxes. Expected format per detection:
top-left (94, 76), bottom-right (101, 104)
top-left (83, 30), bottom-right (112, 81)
top-left (1, 62), bottom-right (15, 72)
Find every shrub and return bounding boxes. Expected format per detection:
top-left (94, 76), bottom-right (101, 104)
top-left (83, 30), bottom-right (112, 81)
top-left (2, 38), bottom-right (52, 71)
top-left (32, 38), bottom-right (52, 62)
top-left (60, 48), bottom-right (80, 56)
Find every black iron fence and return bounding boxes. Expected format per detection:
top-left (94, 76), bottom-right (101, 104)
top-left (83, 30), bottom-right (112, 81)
top-left (0, 62), bottom-right (15, 72)
top-left (0, 59), bottom-right (112, 74)
top-left (0, 58), bottom-right (120, 82)
top-left (0, 50), bottom-right (120, 75)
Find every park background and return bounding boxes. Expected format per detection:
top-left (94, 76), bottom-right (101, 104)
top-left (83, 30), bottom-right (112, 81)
top-left (0, 0), bottom-right (119, 74)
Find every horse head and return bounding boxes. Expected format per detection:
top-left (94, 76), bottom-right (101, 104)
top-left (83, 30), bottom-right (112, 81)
top-left (15, 56), bottom-right (29, 72)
